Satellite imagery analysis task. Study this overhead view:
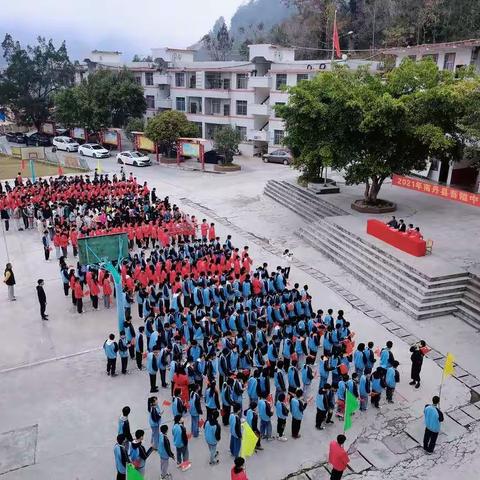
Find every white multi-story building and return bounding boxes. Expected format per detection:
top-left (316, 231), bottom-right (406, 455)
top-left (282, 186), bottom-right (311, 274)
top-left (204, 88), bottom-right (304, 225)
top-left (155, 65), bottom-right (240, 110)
top-left (383, 39), bottom-right (480, 72)
top-left (76, 44), bottom-right (379, 154)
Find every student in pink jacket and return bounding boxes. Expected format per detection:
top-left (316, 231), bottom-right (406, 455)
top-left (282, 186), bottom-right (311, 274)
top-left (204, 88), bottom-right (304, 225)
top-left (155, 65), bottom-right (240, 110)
top-left (328, 434), bottom-right (350, 480)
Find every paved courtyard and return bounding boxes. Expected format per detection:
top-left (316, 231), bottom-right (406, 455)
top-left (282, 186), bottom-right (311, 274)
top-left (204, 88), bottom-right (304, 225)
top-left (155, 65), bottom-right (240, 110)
top-left (1, 154), bottom-right (480, 479)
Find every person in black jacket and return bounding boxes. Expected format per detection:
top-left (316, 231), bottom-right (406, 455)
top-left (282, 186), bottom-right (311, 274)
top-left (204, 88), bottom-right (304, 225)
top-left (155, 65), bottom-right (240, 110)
top-left (410, 341), bottom-right (426, 389)
top-left (130, 429), bottom-right (153, 476)
top-left (36, 279), bottom-right (48, 320)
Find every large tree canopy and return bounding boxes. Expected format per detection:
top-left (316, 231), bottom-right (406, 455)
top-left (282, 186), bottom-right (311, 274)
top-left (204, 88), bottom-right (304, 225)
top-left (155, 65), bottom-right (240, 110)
top-left (277, 59), bottom-right (480, 203)
top-left (144, 110), bottom-right (198, 155)
top-left (0, 34), bottom-right (74, 128)
top-left (54, 69), bottom-right (146, 131)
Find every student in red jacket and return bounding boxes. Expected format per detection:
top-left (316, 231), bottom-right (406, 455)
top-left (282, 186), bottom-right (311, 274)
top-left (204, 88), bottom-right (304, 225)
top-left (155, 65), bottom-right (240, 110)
top-left (231, 457), bottom-right (248, 480)
top-left (328, 434), bottom-right (350, 480)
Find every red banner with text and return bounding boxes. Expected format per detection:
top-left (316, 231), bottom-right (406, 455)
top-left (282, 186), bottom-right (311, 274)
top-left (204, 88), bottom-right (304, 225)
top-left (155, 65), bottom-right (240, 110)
top-left (392, 174), bottom-right (480, 208)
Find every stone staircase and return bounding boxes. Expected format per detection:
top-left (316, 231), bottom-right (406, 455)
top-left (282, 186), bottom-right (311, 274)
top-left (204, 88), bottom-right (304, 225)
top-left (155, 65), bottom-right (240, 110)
top-left (297, 218), bottom-right (480, 323)
top-left (264, 180), bottom-right (347, 220)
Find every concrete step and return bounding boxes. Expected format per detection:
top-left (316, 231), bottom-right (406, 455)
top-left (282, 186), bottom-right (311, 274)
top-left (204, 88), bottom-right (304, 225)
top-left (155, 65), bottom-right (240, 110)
top-left (298, 227), bottom-right (458, 319)
top-left (324, 218), bottom-right (469, 283)
top-left (264, 188), bottom-right (317, 221)
top-left (454, 304), bottom-right (480, 328)
top-left (304, 221), bottom-right (469, 294)
top-left (265, 180), bottom-right (345, 218)
top-left (459, 297), bottom-right (480, 318)
top-left (276, 181), bottom-right (347, 216)
top-left (464, 288), bottom-right (480, 308)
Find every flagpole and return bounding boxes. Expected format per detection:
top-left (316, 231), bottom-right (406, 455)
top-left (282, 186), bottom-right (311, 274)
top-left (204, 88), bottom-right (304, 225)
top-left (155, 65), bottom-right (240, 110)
top-left (331, 9), bottom-right (337, 62)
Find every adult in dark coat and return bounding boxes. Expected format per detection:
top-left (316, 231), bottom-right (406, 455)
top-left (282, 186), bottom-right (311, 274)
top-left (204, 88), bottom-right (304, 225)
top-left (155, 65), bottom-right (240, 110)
top-left (409, 341), bottom-right (426, 388)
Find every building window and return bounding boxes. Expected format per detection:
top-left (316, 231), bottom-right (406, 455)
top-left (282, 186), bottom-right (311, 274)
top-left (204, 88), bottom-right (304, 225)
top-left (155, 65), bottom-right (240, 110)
top-left (205, 123), bottom-right (223, 140)
top-left (189, 75), bottom-right (196, 88)
top-left (175, 72), bottom-right (185, 87)
top-left (237, 73), bottom-right (248, 89)
top-left (236, 126), bottom-right (247, 141)
top-left (236, 100), bottom-right (247, 116)
top-left (145, 95), bottom-right (155, 109)
top-left (297, 73), bottom-right (309, 83)
top-left (276, 74), bottom-right (287, 90)
top-left (223, 104), bottom-right (230, 116)
top-left (205, 98), bottom-right (221, 115)
top-left (193, 122), bottom-right (202, 137)
top-left (176, 97), bottom-right (185, 111)
top-left (274, 129), bottom-right (284, 145)
top-left (274, 102), bottom-right (285, 118)
top-left (443, 52), bottom-right (456, 71)
top-left (205, 72), bottom-right (222, 89)
top-left (422, 54), bottom-right (439, 65)
top-left (145, 72), bottom-right (154, 86)
top-left (135, 76), bottom-right (142, 85)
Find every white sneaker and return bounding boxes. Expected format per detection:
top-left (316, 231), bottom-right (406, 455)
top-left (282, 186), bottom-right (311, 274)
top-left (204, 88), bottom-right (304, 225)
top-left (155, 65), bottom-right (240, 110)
top-left (278, 436), bottom-right (288, 442)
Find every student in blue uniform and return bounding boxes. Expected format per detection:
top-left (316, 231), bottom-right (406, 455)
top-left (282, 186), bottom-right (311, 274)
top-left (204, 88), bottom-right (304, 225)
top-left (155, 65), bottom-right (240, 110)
top-left (103, 333), bottom-right (118, 376)
top-left (189, 383), bottom-right (203, 438)
top-left (147, 396), bottom-right (163, 450)
top-left (118, 331), bottom-right (129, 375)
top-left (205, 380), bottom-right (220, 421)
top-left (423, 396), bottom-right (444, 453)
top-left (204, 410), bottom-right (221, 465)
top-left (118, 406), bottom-right (133, 448)
top-left (135, 325), bottom-right (145, 370)
top-left (172, 415), bottom-right (191, 471)
top-left (172, 388), bottom-right (186, 418)
top-left (316, 385), bottom-right (329, 430)
top-left (275, 392), bottom-right (289, 441)
top-left (130, 429), bottom-right (152, 476)
top-left (371, 369), bottom-right (385, 408)
top-left (245, 401), bottom-right (263, 451)
top-left (385, 361), bottom-right (400, 404)
top-left (146, 349), bottom-right (159, 393)
top-left (158, 425), bottom-right (175, 479)
top-left (290, 388), bottom-right (306, 438)
top-left (114, 434), bottom-right (129, 480)
top-left (229, 405), bottom-right (242, 457)
top-left (258, 394), bottom-right (273, 440)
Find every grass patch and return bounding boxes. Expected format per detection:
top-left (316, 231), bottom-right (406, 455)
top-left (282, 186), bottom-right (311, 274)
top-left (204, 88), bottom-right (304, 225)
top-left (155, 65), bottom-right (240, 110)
top-left (0, 154), bottom-right (83, 180)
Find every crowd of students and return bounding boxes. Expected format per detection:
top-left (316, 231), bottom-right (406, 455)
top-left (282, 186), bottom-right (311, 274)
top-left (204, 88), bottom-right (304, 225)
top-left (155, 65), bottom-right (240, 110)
top-left (99, 230), bottom-right (405, 480)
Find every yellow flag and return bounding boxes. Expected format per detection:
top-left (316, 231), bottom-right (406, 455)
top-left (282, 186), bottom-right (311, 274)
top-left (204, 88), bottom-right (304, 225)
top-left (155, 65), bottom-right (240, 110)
top-left (443, 352), bottom-right (455, 379)
top-left (240, 422), bottom-right (258, 458)
top-left (96, 158), bottom-right (102, 173)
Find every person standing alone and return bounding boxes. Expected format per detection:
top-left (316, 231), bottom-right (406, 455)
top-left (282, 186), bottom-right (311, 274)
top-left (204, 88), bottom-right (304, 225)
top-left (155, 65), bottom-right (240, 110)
top-left (328, 434), bottom-right (350, 480)
top-left (423, 396), bottom-right (444, 453)
top-left (3, 263), bottom-right (16, 301)
top-left (36, 279), bottom-right (48, 320)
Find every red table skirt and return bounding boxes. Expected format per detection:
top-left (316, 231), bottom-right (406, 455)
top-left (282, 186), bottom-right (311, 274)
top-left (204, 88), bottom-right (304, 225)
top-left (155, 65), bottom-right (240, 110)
top-left (367, 219), bottom-right (426, 257)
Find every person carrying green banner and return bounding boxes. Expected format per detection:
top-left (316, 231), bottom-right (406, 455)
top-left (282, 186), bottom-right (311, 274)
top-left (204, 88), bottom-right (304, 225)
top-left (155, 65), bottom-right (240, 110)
top-left (344, 389), bottom-right (359, 431)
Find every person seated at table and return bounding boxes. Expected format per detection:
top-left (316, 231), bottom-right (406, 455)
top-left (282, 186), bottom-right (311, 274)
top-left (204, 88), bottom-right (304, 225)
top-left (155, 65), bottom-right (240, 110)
top-left (397, 220), bottom-right (406, 233)
top-left (386, 216), bottom-right (398, 229)
top-left (406, 224), bottom-right (415, 234)
top-left (411, 227), bottom-right (423, 240)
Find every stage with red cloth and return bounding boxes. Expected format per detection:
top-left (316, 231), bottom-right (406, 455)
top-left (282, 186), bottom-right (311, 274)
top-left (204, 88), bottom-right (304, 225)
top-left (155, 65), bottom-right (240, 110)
top-left (367, 219), bottom-right (426, 257)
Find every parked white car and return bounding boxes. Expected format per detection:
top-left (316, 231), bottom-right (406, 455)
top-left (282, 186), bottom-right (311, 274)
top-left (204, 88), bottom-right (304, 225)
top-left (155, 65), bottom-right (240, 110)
top-left (78, 143), bottom-right (110, 158)
top-left (52, 136), bottom-right (79, 152)
top-left (116, 151), bottom-right (152, 166)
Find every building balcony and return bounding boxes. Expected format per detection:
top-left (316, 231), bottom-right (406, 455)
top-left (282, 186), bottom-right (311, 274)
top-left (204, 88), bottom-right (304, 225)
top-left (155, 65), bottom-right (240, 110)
top-left (247, 129), bottom-right (268, 141)
top-left (248, 104), bottom-right (270, 116)
top-left (154, 73), bottom-right (169, 84)
top-left (157, 98), bottom-right (172, 109)
top-left (248, 76), bottom-right (270, 89)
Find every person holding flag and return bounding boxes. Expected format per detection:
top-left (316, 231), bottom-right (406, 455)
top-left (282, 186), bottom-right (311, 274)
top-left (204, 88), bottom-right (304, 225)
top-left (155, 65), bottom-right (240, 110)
top-left (423, 396), bottom-right (444, 454)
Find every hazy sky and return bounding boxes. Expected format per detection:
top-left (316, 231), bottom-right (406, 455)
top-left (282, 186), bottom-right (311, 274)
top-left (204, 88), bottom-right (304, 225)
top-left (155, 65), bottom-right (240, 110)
top-left (0, 0), bottom-right (245, 61)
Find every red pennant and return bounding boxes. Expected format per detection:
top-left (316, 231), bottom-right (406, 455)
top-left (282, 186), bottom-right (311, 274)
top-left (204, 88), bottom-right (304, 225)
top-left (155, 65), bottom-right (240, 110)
top-left (21, 159), bottom-right (26, 170)
top-left (58, 165), bottom-right (64, 176)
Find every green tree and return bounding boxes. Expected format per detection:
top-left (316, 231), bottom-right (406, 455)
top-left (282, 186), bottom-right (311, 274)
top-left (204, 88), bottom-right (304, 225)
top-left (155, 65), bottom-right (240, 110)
top-left (54, 69), bottom-right (146, 131)
top-left (213, 126), bottom-right (241, 164)
top-left (144, 110), bottom-right (198, 156)
top-left (0, 34), bottom-right (74, 128)
top-left (278, 59), bottom-right (479, 205)
top-left (125, 118), bottom-right (145, 140)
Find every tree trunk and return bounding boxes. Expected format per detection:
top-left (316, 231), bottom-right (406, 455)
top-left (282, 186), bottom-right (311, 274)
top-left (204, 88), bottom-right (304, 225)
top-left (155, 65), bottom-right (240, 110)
top-left (365, 177), bottom-right (383, 204)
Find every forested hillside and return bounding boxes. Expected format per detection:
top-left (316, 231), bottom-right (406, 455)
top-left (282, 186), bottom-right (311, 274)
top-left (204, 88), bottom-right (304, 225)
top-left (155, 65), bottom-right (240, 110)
top-left (199, 0), bottom-right (480, 60)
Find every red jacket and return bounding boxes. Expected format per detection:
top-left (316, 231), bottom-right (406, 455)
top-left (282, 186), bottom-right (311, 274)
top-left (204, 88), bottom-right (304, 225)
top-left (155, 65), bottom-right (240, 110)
top-left (328, 441), bottom-right (350, 472)
top-left (231, 467), bottom-right (248, 480)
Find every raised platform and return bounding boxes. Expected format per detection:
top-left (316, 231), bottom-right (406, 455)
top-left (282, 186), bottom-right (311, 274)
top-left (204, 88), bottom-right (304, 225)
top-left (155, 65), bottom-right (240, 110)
top-left (264, 180), bottom-right (480, 325)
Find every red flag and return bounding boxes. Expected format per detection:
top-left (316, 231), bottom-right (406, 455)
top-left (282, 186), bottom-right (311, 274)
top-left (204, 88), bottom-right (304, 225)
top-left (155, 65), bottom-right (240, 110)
top-left (21, 159), bottom-right (26, 170)
top-left (333, 16), bottom-right (341, 59)
top-left (57, 165), bottom-right (64, 176)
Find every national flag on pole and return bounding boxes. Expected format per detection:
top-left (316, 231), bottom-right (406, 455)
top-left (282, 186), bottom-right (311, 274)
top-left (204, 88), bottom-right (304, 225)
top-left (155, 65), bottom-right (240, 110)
top-left (332, 12), bottom-right (341, 59)
top-left (344, 389), bottom-right (359, 432)
top-left (57, 165), bottom-right (64, 176)
top-left (240, 422), bottom-right (258, 458)
top-left (126, 463), bottom-right (143, 480)
top-left (21, 159), bottom-right (26, 170)
top-left (443, 352), bottom-right (455, 379)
